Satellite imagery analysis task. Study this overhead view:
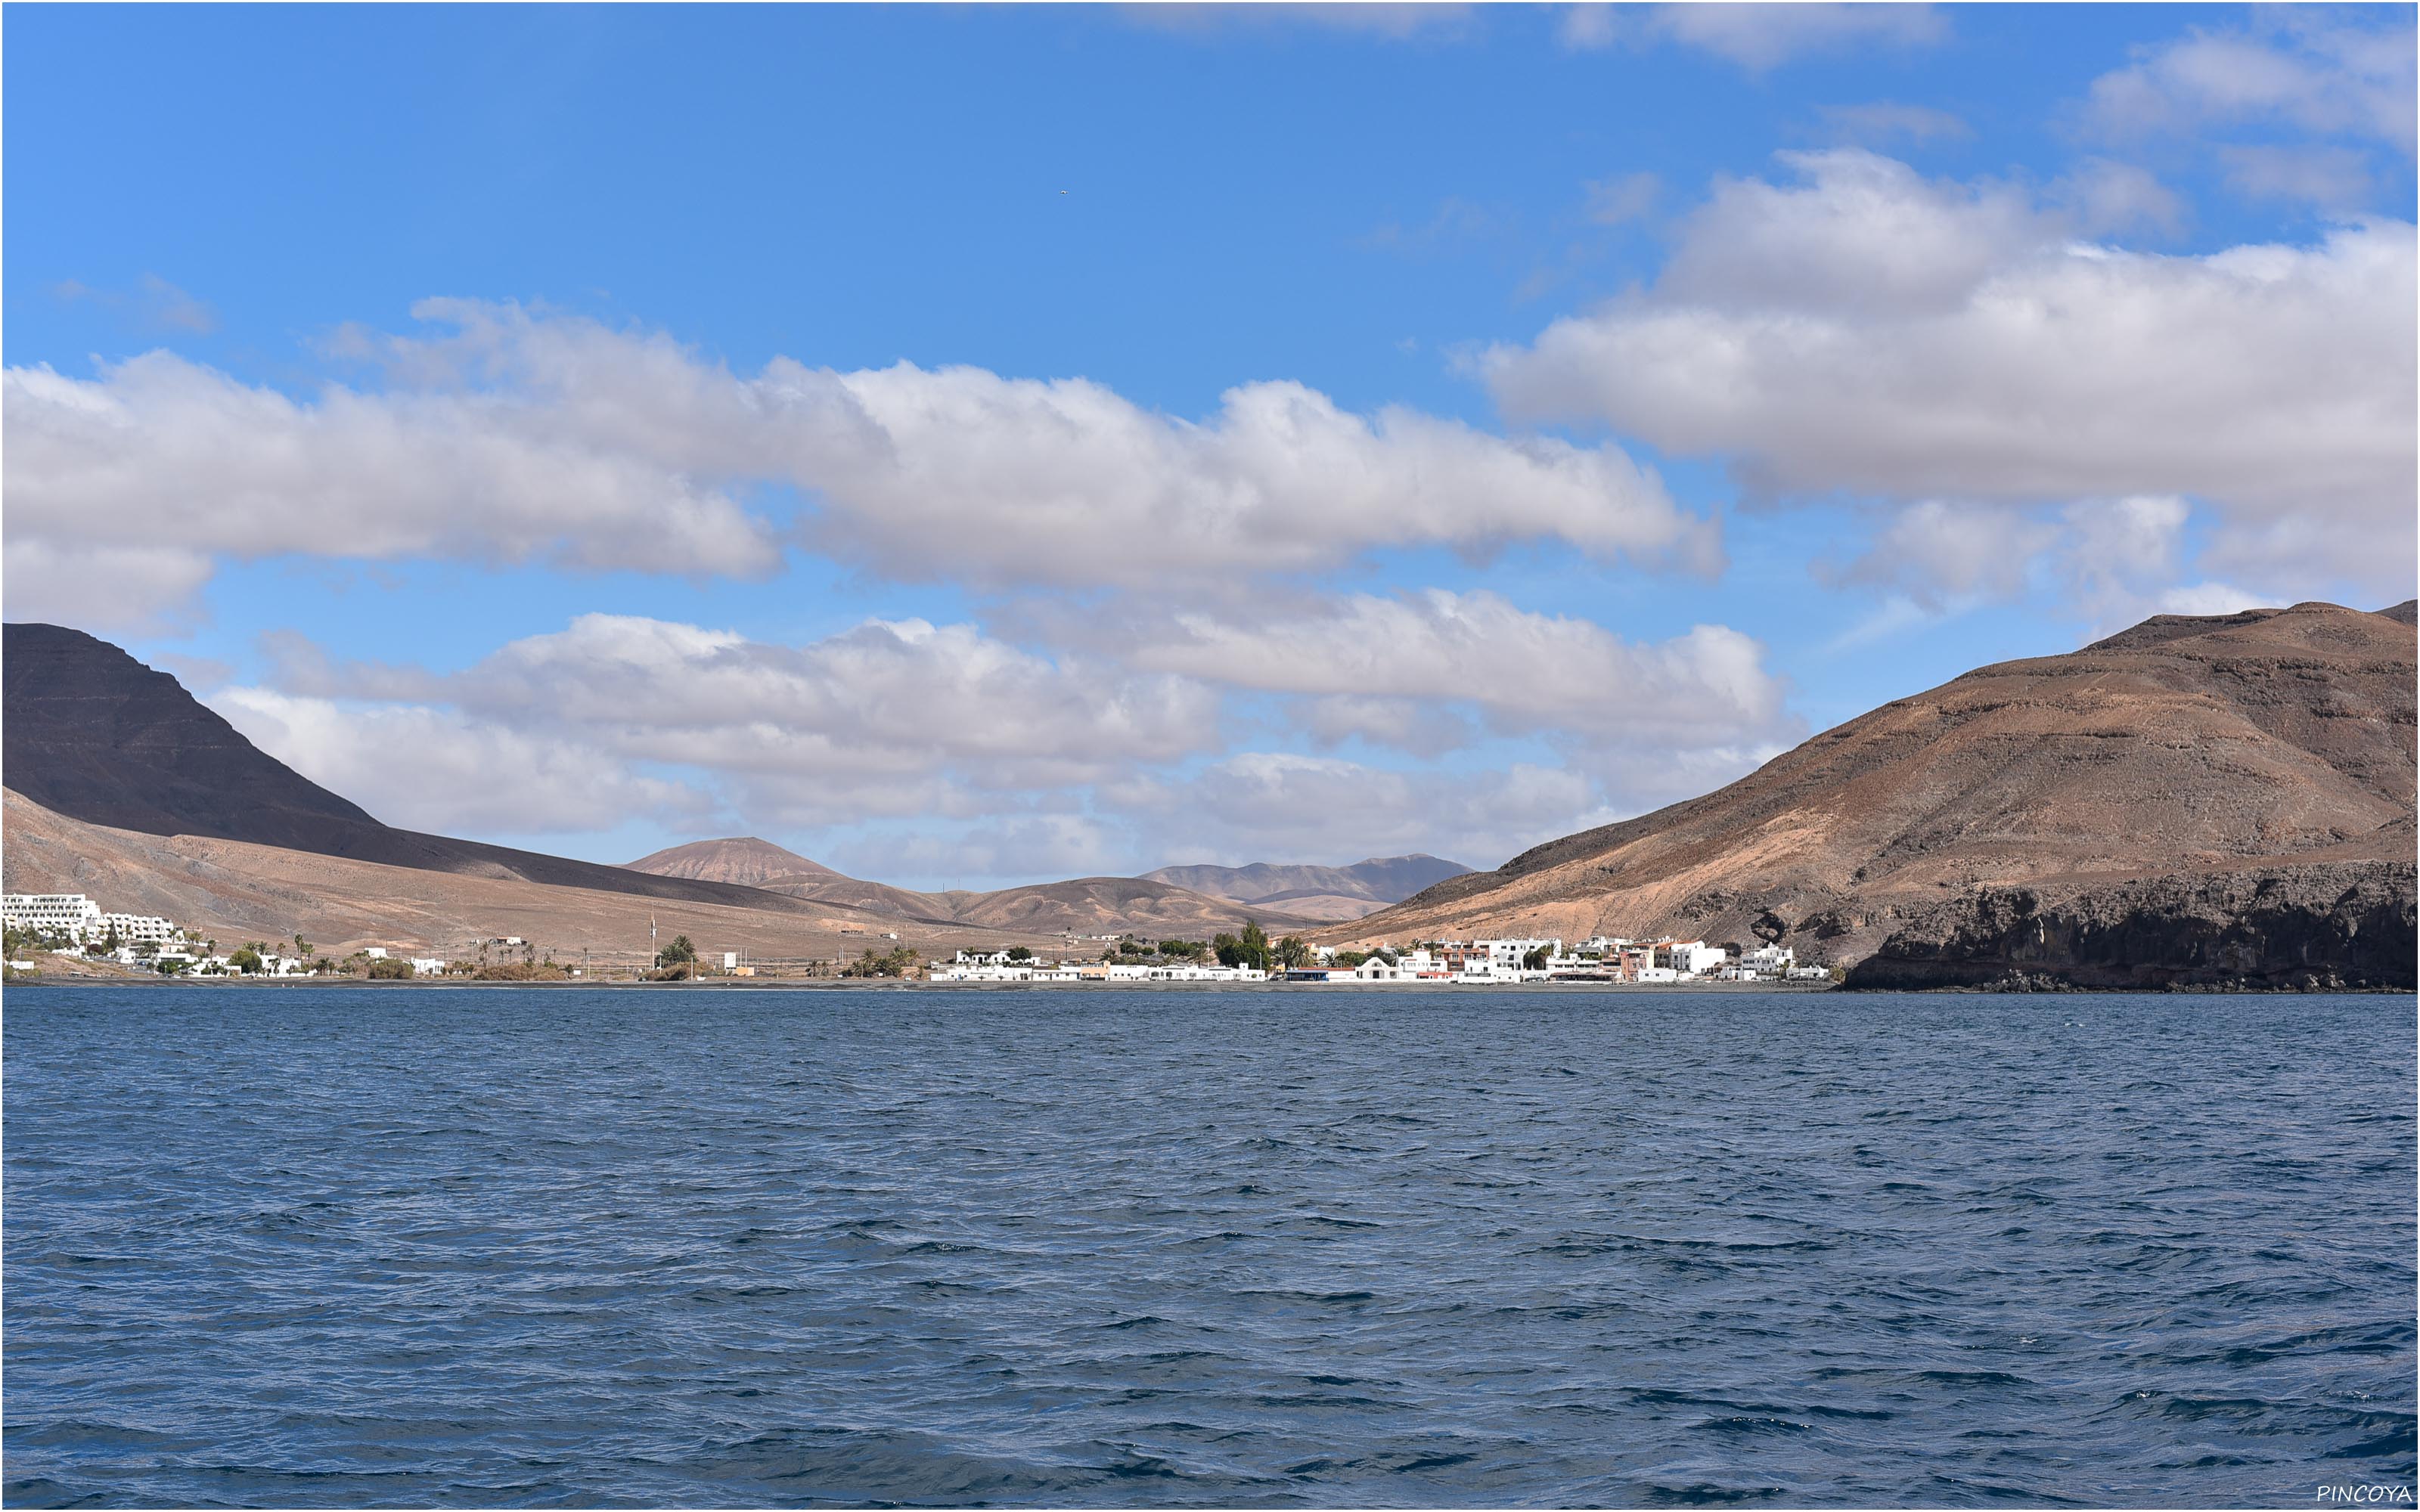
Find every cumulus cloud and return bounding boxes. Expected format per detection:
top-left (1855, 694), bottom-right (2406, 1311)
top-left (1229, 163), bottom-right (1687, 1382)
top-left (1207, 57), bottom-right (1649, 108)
top-left (1823, 494), bottom-right (2278, 637)
top-left (1652, 150), bottom-right (2043, 315)
top-left (2, 348), bottom-right (790, 614)
top-left (1561, 3), bottom-right (1945, 70)
top-left (234, 593), bottom-right (1794, 875)
top-left (1110, 752), bottom-right (1615, 871)
top-left (2084, 12), bottom-right (2417, 153)
top-left (1826, 501), bottom-right (2056, 609)
top-left (267, 612), bottom-right (1225, 823)
top-left (3, 299), bottom-right (1714, 619)
top-left (1486, 149), bottom-right (2418, 599)
top-left (827, 815), bottom-right (1125, 889)
top-left (209, 687), bottom-right (706, 837)
top-left (1112, 588), bottom-right (1791, 749)
top-left (2050, 157), bottom-right (2185, 238)
top-left (2220, 144), bottom-right (2375, 212)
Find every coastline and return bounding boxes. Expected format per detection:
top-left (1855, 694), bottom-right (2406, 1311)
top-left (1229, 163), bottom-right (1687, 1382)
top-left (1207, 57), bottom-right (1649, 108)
top-left (9, 975), bottom-right (2401, 993)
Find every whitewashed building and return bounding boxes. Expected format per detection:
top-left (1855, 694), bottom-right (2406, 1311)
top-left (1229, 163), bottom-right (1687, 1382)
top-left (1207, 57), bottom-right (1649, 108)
top-left (4, 893), bottom-right (105, 939)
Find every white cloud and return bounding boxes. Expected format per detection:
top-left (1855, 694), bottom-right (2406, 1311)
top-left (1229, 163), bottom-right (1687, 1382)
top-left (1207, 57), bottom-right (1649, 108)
top-left (2050, 157), bottom-right (2185, 238)
top-left (1486, 150), bottom-right (2418, 600)
top-left (1111, 752), bottom-right (1614, 871)
top-left (2220, 144), bottom-right (2375, 212)
top-left (2085, 13), bottom-right (2417, 153)
top-left (470, 612), bottom-right (1218, 795)
top-left (3, 299), bottom-right (1714, 620)
top-left (828, 814), bottom-right (1125, 890)
top-left (234, 592), bottom-right (1789, 876)
top-left (244, 612), bottom-right (1233, 832)
top-left (1115, 588), bottom-right (1791, 749)
top-left (1821, 494), bottom-right (2287, 638)
top-left (1562, 3), bottom-right (1945, 70)
top-left (1826, 501), bottom-right (2056, 609)
top-left (2, 348), bottom-right (790, 615)
top-left (1296, 695), bottom-right (1475, 757)
top-left (1654, 150), bottom-right (2043, 314)
top-left (209, 687), bottom-right (704, 837)
top-left (2, 538), bottom-right (216, 634)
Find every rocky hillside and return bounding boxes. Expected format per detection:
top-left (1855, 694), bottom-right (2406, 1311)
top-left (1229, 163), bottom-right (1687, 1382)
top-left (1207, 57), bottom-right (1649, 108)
top-left (1842, 857), bottom-right (2414, 990)
top-left (1344, 601), bottom-right (2416, 987)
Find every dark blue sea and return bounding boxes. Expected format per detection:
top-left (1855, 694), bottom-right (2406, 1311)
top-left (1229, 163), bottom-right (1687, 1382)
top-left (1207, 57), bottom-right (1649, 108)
top-left (5, 987), bottom-right (2413, 1507)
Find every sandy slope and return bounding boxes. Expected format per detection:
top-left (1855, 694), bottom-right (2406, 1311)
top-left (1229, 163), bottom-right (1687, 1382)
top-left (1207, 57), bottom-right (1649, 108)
top-left (2, 790), bottom-right (1070, 965)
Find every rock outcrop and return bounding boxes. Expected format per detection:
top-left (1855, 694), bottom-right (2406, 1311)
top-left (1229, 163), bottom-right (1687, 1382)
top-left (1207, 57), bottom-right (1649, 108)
top-left (1842, 858), bottom-right (2416, 990)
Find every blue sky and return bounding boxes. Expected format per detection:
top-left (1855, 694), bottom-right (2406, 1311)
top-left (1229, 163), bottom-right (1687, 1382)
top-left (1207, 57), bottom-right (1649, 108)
top-left (7, 3), bottom-right (2414, 885)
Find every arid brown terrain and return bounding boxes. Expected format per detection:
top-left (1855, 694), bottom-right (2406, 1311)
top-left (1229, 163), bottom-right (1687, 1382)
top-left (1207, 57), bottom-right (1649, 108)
top-left (1340, 601), bottom-right (2417, 987)
top-left (0, 627), bottom-right (1317, 954)
top-left (1141, 855), bottom-right (1471, 922)
top-left (2, 789), bottom-right (1023, 964)
top-left (625, 838), bottom-right (1325, 935)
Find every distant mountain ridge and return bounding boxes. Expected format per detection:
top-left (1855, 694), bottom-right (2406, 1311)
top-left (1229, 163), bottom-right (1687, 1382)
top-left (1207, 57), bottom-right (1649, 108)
top-left (1143, 855), bottom-right (1471, 921)
top-left (1343, 600), bottom-right (2416, 988)
top-left (622, 840), bottom-right (1328, 935)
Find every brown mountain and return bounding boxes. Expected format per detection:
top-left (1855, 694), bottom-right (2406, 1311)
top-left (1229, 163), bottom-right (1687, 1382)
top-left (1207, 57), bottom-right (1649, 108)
top-left (1, 624), bottom-right (836, 916)
top-left (0, 789), bottom-right (1054, 962)
top-left (625, 837), bottom-right (838, 888)
top-left (946, 876), bottom-right (1320, 937)
top-left (2, 624), bottom-right (1314, 949)
top-left (1143, 855), bottom-right (1470, 921)
top-left (627, 840), bottom-right (1323, 936)
top-left (1342, 601), bottom-right (2416, 987)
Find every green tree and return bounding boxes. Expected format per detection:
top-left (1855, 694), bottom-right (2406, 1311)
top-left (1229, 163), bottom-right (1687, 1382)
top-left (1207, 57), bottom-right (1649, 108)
top-left (1239, 920), bottom-right (1271, 971)
top-left (1211, 931), bottom-right (1241, 967)
top-left (1522, 946), bottom-right (1552, 971)
top-left (228, 944), bottom-right (266, 974)
top-left (1274, 935), bottom-right (1311, 968)
top-left (1006, 945), bottom-right (1033, 962)
top-left (293, 934), bottom-right (313, 958)
top-left (366, 956), bottom-right (414, 980)
top-left (841, 945), bottom-right (920, 978)
top-left (1335, 950), bottom-right (1369, 968)
top-left (657, 934), bottom-right (698, 968)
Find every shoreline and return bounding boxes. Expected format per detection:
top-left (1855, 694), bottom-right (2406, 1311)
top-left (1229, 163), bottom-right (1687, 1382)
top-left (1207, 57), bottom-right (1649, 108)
top-left (8, 974), bottom-right (2404, 994)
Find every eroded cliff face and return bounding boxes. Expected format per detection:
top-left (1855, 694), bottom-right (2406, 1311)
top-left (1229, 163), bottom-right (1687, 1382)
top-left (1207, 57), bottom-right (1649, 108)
top-left (1841, 860), bottom-right (2417, 990)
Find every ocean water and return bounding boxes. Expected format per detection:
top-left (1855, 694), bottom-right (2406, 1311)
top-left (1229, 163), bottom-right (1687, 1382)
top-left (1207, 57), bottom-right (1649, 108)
top-left (4, 987), bottom-right (2412, 1508)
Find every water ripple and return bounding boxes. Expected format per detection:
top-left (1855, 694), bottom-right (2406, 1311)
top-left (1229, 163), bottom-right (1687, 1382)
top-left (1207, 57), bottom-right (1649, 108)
top-left (4, 987), bottom-right (2412, 1506)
